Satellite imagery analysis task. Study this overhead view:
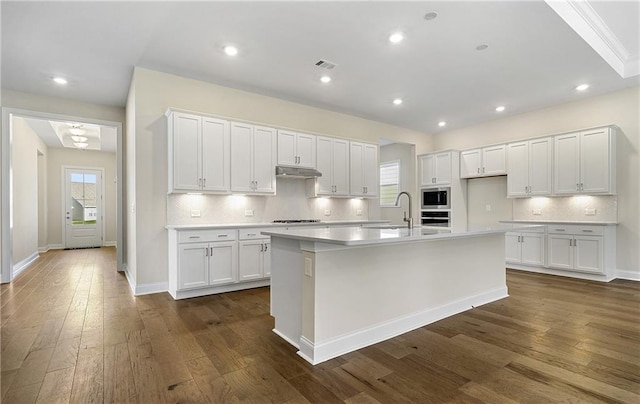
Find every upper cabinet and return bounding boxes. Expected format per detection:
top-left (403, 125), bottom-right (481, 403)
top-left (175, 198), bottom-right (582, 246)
top-left (315, 136), bottom-right (349, 197)
top-left (167, 110), bottom-right (230, 194)
top-left (231, 122), bottom-right (277, 194)
top-left (553, 127), bottom-right (616, 195)
top-left (277, 130), bottom-right (316, 168)
top-left (460, 145), bottom-right (506, 178)
top-left (420, 151), bottom-right (452, 186)
top-left (507, 137), bottom-right (552, 197)
top-left (350, 141), bottom-right (378, 197)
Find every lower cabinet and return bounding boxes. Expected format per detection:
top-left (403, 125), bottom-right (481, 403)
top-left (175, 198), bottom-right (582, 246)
top-left (238, 229), bottom-right (271, 281)
top-left (505, 230), bottom-right (544, 266)
top-left (178, 241), bottom-right (237, 289)
top-left (547, 230), bottom-right (604, 274)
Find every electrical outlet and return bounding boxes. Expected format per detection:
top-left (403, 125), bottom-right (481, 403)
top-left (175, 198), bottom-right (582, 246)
top-left (324, 209), bottom-right (331, 216)
top-left (585, 208), bottom-right (596, 216)
top-left (532, 209), bottom-right (542, 215)
top-left (485, 204), bottom-right (491, 212)
top-left (244, 209), bottom-right (254, 217)
top-left (190, 210), bottom-right (201, 217)
top-left (356, 208), bottom-right (363, 216)
top-left (304, 258), bottom-right (313, 277)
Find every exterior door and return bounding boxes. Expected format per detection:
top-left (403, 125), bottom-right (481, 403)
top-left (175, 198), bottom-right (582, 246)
top-left (65, 168), bottom-right (103, 248)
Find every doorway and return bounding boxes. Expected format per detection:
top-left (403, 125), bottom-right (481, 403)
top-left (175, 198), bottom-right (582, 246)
top-left (64, 167), bottom-right (104, 248)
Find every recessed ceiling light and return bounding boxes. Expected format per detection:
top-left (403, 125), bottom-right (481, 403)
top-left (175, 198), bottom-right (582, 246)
top-left (53, 77), bottom-right (67, 85)
top-left (476, 44), bottom-right (489, 51)
top-left (320, 75), bottom-right (331, 84)
top-left (389, 32), bottom-right (404, 44)
top-left (223, 45), bottom-right (238, 56)
top-left (71, 135), bottom-right (88, 142)
top-left (393, 98), bottom-right (403, 105)
top-left (438, 121), bottom-right (447, 127)
top-left (576, 84), bottom-right (589, 91)
top-left (495, 105), bottom-right (505, 112)
top-left (424, 12), bottom-right (438, 21)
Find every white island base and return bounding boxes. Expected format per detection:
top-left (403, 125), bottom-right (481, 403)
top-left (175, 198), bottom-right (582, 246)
top-left (266, 228), bottom-right (509, 365)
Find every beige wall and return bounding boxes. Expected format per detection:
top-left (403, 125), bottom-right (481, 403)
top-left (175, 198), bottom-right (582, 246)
top-left (46, 148), bottom-right (117, 247)
top-left (130, 67), bottom-right (433, 285)
top-left (433, 86), bottom-right (640, 275)
top-left (379, 143), bottom-right (416, 225)
top-left (12, 117), bottom-right (48, 265)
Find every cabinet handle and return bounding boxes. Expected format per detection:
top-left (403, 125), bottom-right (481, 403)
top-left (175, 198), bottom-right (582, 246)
top-left (432, 178), bottom-right (436, 184)
top-left (199, 178), bottom-right (203, 188)
top-left (260, 243), bottom-right (264, 252)
top-left (555, 229), bottom-right (565, 231)
top-left (580, 183), bottom-right (584, 191)
top-left (203, 178), bottom-right (206, 187)
top-left (582, 229), bottom-right (593, 233)
top-left (210, 247), bottom-right (214, 256)
top-left (576, 183), bottom-right (580, 191)
top-left (264, 244), bottom-right (268, 252)
top-left (477, 168), bottom-right (480, 174)
top-left (482, 167), bottom-right (485, 174)
top-left (189, 236), bottom-right (200, 239)
top-left (205, 247), bottom-right (209, 257)
top-left (217, 234), bottom-right (228, 238)
top-left (247, 233), bottom-right (256, 236)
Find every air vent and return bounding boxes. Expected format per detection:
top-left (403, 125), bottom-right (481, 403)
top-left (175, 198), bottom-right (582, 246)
top-left (315, 60), bottom-right (337, 70)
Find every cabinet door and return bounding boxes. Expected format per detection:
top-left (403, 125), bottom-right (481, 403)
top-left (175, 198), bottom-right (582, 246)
top-left (528, 138), bottom-right (552, 195)
top-left (316, 137), bottom-right (334, 194)
top-left (507, 142), bottom-right (529, 197)
top-left (363, 143), bottom-right (378, 196)
top-left (263, 241), bottom-right (271, 278)
top-left (209, 241), bottom-right (237, 286)
top-left (574, 236), bottom-right (604, 274)
top-left (238, 240), bottom-right (263, 281)
top-left (521, 233), bottom-right (544, 266)
top-left (482, 145), bottom-right (506, 176)
top-left (580, 129), bottom-right (610, 194)
top-left (554, 132), bottom-right (580, 195)
top-left (505, 233), bottom-right (522, 264)
top-left (547, 235), bottom-right (573, 269)
top-left (173, 113), bottom-right (202, 191)
top-left (178, 242), bottom-right (209, 289)
top-left (420, 154), bottom-right (435, 186)
top-left (460, 149), bottom-right (481, 179)
top-left (350, 142), bottom-right (365, 196)
top-left (296, 133), bottom-right (316, 168)
top-left (332, 139), bottom-right (350, 196)
top-left (253, 126), bottom-right (276, 194)
top-left (230, 122), bottom-right (254, 192)
top-left (277, 130), bottom-right (297, 166)
top-left (434, 152), bottom-right (452, 184)
top-left (201, 117), bottom-right (230, 192)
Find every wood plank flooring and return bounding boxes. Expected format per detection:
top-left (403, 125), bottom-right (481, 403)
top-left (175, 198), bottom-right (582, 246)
top-left (1, 247), bottom-right (638, 403)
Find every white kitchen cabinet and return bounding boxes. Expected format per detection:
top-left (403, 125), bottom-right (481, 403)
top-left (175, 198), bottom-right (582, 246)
top-left (420, 151), bottom-right (452, 186)
top-left (460, 145), bottom-right (506, 178)
top-left (350, 141), bottom-right (378, 197)
top-left (178, 242), bottom-right (209, 289)
top-left (277, 130), bottom-right (316, 168)
top-left (231, 122), bottom-right (277, 194)
top-left (507, 137), bottom-right (552, 197)
top-left (505, 230), bottom-right (544, 266)
top-left (547, 225), bottom-right (604, 274)
top-left (167, 111), bottom-right (230, 193)
top-left (553, 127), bottom-right (615, 195)
top-left (315, 136), bottom-right (349, 196)
top-left (238, 229), bottom-right (271, 281)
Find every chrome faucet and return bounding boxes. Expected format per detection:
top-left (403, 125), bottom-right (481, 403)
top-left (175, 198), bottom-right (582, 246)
top-left (394, 191), bottom-right (413, 229)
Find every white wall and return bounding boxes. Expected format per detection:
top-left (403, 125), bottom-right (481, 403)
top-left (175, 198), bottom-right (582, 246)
top-left (12, 117), bottom-right (48, 265)
top-left (130, 67), bottom-right (433, 286)
top-left (466, 176), bottom-right (513, 228)
top-left (433, 86), bottom-right (640, 276)
top-left (46, 148), bottom-right (117, 247)
top-left (379, 143), bottom-right (416, 225)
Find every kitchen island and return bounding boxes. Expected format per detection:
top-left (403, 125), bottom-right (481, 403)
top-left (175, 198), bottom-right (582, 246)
top-left (262, 224), bottom-right (541, 365)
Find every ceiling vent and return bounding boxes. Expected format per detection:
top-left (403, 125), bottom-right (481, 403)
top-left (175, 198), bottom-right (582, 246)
top-left (315, 60), bottom-right (337, 70)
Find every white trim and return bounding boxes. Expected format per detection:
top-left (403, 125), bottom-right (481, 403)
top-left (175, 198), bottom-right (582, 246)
top-left (296, 286), bottom-right (508, 365)
top-left (38, 244), bottom-right (64, 253)
top-left (507, 264), bottom-right (615, 282)
top-left (273, 328), bottom-right (300, 349)
top-left (123, 264), bottom-right (136, 295)
top-left (13, 252), bottom-right (39, 278)
top-left (103, 241), bottom-right (117, 247)
top-left (135, 281), bottom-right (169, 296)
top-left (168, 279), bottom-right (270, 300)
top-left (615, 270), bottom-right (640, 281)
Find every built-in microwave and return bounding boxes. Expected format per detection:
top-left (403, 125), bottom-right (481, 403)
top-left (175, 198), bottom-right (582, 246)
top-left (421, 187), bottom-right (450, 209)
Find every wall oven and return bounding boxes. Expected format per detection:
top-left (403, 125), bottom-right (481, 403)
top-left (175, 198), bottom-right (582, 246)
top-left (421, 187), bottom-right (450, 210)
top-left (421, 211), bottom-right (450, 227)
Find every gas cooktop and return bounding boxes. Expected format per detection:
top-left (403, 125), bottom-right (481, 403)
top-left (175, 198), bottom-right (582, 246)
top-left (272, 219), bottom-right (321, 224)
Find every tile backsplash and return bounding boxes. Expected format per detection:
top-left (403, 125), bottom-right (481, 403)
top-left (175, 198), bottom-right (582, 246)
top-left (167, 178), bottom-right (370, 225)
top-left (513, 195), bottom-right (617, 222)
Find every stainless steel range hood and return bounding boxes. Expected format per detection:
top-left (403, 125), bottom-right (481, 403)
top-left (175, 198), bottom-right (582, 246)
top-left (275, 166), bottom-right (322, 178)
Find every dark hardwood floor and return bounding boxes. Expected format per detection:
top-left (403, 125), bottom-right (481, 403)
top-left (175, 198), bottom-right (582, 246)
top-left (1, 247), bottom-right (638, 403)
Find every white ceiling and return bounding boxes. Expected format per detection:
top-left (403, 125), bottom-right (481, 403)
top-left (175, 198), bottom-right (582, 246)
top-left (2, 1), bottom-right (639, 134)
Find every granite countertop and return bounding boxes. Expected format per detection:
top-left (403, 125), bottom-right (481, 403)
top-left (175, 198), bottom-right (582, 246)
top-left (261, 223), bottom-right (544, 246)
top-left (165, 220), bottom-right (389, 230)
top-left (500, 220), bottom-right (618, 225)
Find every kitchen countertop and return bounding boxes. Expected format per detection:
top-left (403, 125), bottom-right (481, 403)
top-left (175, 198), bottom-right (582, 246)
top-left (500, 220), bottom-right (618, 225)
top-left (165, 220), bottom-right (389, 230)
top-left (261, 223), bottom-right (544, 246)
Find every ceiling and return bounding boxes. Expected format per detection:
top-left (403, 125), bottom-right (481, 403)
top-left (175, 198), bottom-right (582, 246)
top-left (22, 117), bottom-right (118, 153)
top-left (2, 1), bottom-right (639, 134)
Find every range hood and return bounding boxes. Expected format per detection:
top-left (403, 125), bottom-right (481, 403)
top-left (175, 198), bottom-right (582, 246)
top-left (275, 166), bottom-right (322, 178)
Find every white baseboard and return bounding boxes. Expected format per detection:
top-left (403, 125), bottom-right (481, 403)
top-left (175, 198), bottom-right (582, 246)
top-left (297, 286), bottom-right (508, 365)
top-left (169, 279), bottom-right (270, 300)
top-left (615, 270), bottom-right (640, 281)
top-left (13, 252), bottom-right (39, 278)
top-left (103, 241), bottom-right (117, 247)
top-left (135, 281), bottom-right (169, 296)
top-left (507, 264), bottom-right (615, 282)
top-left (273, 328), bottom-right (300, 349)
top-left (122, 264), bottom-right (136, 295)
top-left (38, 244), bottom-right (64, 253)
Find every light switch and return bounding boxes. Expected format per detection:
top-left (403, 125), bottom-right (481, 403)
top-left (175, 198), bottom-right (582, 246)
top-left (324, 209), bottom-right (331, 216)
top-left (244, 209), bottom-right (254, 217)
top-left (356, 208), bottom-right (363, 216)
top-left (585, 208), bottom-right (596, 216)
top-left (485, 204), bottom-right (491, 212)
top-left (532, 209), bottom-right (542, 215)
top-left (304, 258), bottom-right (313, 277)
top-left (190, 210), bottom-right (201, 217)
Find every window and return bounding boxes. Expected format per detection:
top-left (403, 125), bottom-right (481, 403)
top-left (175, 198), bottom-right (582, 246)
top-left (380, 161), bottom-right (400, 206)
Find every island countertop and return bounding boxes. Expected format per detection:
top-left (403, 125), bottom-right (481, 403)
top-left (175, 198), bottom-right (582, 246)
top-left (261, 223), bottom-right (543, 246)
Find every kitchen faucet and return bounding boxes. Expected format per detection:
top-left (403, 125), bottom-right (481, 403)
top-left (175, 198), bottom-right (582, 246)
top-left (394, 191), bottom-right (413, 229)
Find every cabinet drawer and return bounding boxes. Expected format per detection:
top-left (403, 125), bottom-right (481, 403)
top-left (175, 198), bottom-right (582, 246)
top-left (547, 225), bottom-right (604, 236)
top-left (178, 229), bottom-right (237, 243)
top-left (520, 226), bottom-right (545, 234)
top-left (239, 228), bottom-right (271, 240)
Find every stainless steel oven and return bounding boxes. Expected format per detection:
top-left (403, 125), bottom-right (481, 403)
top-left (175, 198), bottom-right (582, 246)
top-left (421, 187), bottom-right (450, 209)
top-left (421, 211), bottom-right (450, 227)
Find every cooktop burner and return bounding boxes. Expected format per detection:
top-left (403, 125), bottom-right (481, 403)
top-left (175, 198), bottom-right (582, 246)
top-left (272, 219), bottom-right (321, 224)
